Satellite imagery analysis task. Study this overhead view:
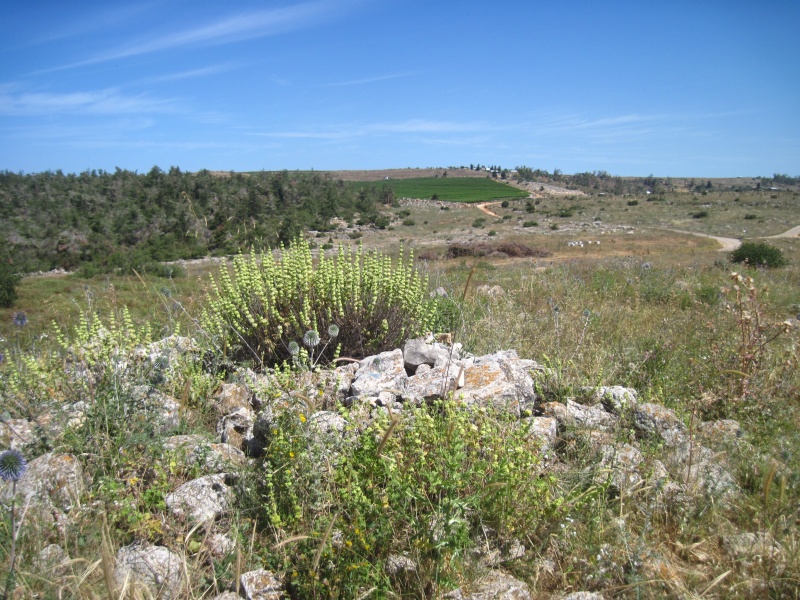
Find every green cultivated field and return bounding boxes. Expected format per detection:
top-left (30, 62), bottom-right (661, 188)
top-left (354, 176), bottom-right (529, 202)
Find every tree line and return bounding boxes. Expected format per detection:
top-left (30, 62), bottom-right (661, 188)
top-left (0, 167), bottom-right (390, 276)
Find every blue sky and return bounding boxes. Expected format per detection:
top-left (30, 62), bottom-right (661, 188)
top-left (1, 1), bottom-right (798, 177)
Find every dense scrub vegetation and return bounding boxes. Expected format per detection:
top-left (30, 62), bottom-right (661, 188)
top-left (0, 168), bottom-right (390, 275)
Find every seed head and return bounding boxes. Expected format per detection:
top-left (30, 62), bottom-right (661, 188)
top-left (0, 449), bottom-right (27, 482)
top-left (303, 330), bottom-right (320, 348)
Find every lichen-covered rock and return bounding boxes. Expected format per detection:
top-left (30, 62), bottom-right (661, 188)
top-left (522, 416), bottom-right (558, 453)
top-left (698, 419), bottom-right (743, 445)
top-left (114, 544), bottom-right (185, 600)
top-left (443, 570), bottom-right (530, 599)
top-left (0, 418), bottom-right (36, 450)
top-left (215, 383), bottom-right (253, 416)
top-left (721, 531), bottom-right (783, 572)
top-left (34, 544), bottom-right (70, 574)
top-left (164, 435), bottom-right (246, 473)
top-left (594, 385), bottom-right (638, 413)
top-left (217, 407), bottom-right (256, 451)
top-left (634, 403), bottom-right (687, 447)
top-left (129, 385), bottom-right (182, 434)
top-left (562, 593), bottom-right (605, 600)
top-left (565, 399), bottom-right (619, 430)
top-left (351, 349), bottom-right (408, 398)
top-left (166, 473), bottom-right (232, 522)
top-left (403, 338), bottom-right (451, 372)
top-left (597, 443), bottom-right (644, 493)
top-left (457, 360), bottom-right (522, 417)
top-left (403, 362), bottom-right (465, 403)
top-left (240, 568), bottom-right (283, 600)
top-left (1, 452), bottom-right (84, 515)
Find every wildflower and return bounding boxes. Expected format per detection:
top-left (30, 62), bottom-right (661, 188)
top-left (0, 449), bottom-right (27, 482)
top-left (303, 330), bottom-right (320, 348)
top-left (12, 312), bottom-right (27, 327)
top-left (288, 341), bottom-right (300, 356)
top-left (327, 324), bottom-right (339, 339)
top-left (0, 352), bottom-right (4, 365)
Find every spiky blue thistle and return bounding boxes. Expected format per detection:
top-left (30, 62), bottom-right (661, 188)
top-left (327, 324), bottom-right (339, 339)
top-left (288, 341), bottom-right (300, 356)
top-left (12, 312), bottom-right (27, 327)
top-left (0, 449), bottom-right (27, 482)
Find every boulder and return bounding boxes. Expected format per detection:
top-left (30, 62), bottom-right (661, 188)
top-left (634, 403), bottom-right (687, 447)
top-left (240, 569), bottom-right (283, 600)
top-left (129, 385), bottom-right (182, 434)
top-left (403, 363), bottom-right (465, 403)
top-left (114, 544), bottom-right (185, 600)
top-left (443, 570), bottom-right (530, 599)
top-left (597, 443), bottom-right (644, 493)
top-left (164, 435), bottom-right (246, 473)
top-left (166, 473), bottom-right (233, 522)
top-left (217, 407), bottom-right (256, 451)
top-left (457, 360), bottom-right (522, 416)
top-left (1, 452), bottom-right (84, 516)
top-left (351, 349), bottom-right (408, 398)
top-left (403, 338), bottom-right (451, 372)
top-left (215, 383), bottom-right (253, 416)
top-left (594, 385), bottom-right (638, 413)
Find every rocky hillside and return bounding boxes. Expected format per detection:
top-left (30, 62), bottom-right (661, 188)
top-left (2, 332), bottom-right (785, 599)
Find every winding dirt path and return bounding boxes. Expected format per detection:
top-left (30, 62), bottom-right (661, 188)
top-left (665, 229), bottom-right (742, 251)
top-left (767, 225), bottom-right (800, 239)
top-left (475, 202), bottom-right (501, 217)
top-left (667, 223), bottom-right (800, 251)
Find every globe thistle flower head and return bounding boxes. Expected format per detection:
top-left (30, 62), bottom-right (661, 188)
top-left (303, 330), bottom-right (320, 348)
top-left (0, 449), bottom-right (27, 482)
top-left (327, 324), bottom-right (340, 339)
top-left (288, 341), bottom-right (300, 356)
top-left (12, 312), bottom-right (28, 327)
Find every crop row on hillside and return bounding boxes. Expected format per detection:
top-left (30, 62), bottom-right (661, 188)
top-left (352, 177), bottom-right (529, 202)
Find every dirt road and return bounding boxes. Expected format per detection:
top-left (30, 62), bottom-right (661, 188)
top-left (767, 225), bottom-right (800, 239)
top-left (475, 202), bottom-right (501, 217)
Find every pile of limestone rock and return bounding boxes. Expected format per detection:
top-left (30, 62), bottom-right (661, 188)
top-left (2, 335), bottom-right (764, 599)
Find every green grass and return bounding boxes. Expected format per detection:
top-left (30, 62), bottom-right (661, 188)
top-left (352, 177), bottom-right (529, 202)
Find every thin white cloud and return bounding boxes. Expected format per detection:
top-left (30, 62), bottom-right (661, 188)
top-left (31, 3), bottom-right (158, 45)
top-left (320, 72), bottom-right (415, 87)
top-left (43, 1), bottom-right (352, 72)
top-left (0, 88), bottom-right (176, 117)
top-left (247, 118), bottom-right (490, 140)
top-left (137, 63), bottom-right (239, 84)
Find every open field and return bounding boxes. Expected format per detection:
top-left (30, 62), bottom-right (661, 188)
top-left (1, 171), bottom-right (799, 598)
top-left (349, 176), bottom-right (529, 202)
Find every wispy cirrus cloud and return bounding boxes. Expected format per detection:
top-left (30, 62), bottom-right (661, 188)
top-left (320, 72), bottom-right (415, 87)
top-left (251, 118), bottom-right (490, 140)
top-left (0, 87), bottom-right (176, 117)
top-left (136, 63), bottom-right (240, 85)
top-left (42, 1), bottom-right (355, 73)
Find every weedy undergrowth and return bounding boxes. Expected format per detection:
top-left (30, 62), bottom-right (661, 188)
top-left (253, 399), bottom-right (555, 598)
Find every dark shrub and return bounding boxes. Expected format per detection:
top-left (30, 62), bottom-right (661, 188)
top-left (729, 242), bottom-right (787, 268)
top-left (0, 262), bottom-right (21, 308)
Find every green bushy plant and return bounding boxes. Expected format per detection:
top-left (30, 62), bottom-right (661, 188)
top-left (258, 399), bottom-right (554, 598)
top-left (202, 238), bottom-right (436, 369)
top-left (729, 241), bottom-right (787, 268)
